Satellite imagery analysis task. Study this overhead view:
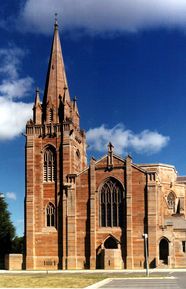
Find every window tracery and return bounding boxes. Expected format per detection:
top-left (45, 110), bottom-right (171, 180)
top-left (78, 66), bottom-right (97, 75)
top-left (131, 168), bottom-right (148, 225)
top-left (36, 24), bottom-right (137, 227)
top-left (46, 202), bottom-right (55, 227)
top-left (100, 178), bottom-right (124, 227)
top-left (167, 192), bottom-right (175, 210)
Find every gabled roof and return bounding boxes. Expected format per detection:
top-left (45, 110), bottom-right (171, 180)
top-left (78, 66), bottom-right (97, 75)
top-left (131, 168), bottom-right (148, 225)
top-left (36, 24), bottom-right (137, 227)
top-left (165, 216), bottom-right (186, 230)
top-left (94, 153), bottom-right (125, 166)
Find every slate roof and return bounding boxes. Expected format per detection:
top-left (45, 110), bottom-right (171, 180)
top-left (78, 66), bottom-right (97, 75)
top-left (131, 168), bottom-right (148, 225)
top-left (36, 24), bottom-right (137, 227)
top-left (165, 215), bottom-right (186, 230)
top-left (177, 176), bottom-right (186, 183)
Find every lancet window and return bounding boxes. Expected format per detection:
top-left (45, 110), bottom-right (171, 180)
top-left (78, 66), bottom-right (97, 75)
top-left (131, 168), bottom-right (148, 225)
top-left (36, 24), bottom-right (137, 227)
top-left (43, 147), bottom-right (56, 182)
top-left (100, 178), bottom-right (124, 227)
top-left (46, 202), bottom-right (55, 227)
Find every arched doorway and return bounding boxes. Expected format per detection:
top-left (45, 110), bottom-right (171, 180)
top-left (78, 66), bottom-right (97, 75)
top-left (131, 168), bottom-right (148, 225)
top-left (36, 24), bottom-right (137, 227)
top-left (96, 236), bottom-right (123, 269)
top-left (159, 238), bottom-right (169, 264)
top-left (104, 236), bottom-right (118, 249)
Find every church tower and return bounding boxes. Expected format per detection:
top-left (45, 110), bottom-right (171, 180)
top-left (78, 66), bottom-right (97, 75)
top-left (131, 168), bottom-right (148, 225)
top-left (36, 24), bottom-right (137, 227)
top-left (24, 17), bottom-right (186, 272)
top-left (25, 20), bottom-right (87, 269)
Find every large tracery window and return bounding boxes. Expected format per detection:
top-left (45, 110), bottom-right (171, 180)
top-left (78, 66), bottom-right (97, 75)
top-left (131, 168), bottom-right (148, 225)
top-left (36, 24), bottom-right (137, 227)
top-left (100, 178), bottom-right (124, 227)
top-left (43, 147), bottom-right (56, 182)
top-left (46, 202), bottom-right (55, 227)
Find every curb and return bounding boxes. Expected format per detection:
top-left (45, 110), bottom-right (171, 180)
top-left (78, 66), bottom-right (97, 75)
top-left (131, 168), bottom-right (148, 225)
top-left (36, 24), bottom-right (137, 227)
top-left (84, 278), bottom-right (112, 289)
top-left (84, 276), bottom-right (175, 289)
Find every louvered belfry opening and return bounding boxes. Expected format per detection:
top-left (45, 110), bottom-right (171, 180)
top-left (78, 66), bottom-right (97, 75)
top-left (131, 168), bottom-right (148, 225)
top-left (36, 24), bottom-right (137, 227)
top-left (43, 147), bottom-right (56, 182)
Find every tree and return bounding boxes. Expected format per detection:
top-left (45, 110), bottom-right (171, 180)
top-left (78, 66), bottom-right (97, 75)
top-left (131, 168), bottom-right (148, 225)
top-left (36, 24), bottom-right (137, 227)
top-left (11, 236), bottom-right (24, 254)
top-left (0, 194), bottom-right (15, 267)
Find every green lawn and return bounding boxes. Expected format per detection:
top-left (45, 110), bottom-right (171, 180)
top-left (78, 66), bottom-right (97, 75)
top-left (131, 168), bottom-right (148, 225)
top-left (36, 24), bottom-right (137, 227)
top-left (0, 273), bottom-right (103, 288)
top-left (0, 272), bottom-right (165, 288)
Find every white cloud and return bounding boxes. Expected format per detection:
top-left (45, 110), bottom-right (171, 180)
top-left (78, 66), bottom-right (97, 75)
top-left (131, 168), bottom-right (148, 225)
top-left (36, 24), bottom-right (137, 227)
top-left (0, 97), bottom-right (32, 140)
top-left (0, 192), bottom-right (17, 200)
top-left (0, 77), bottom-right (33, 99)
top-left (0, 47), bottom-right (25, 79)
top-left (17, 0), bottom-right (186, 35)
top-left (87, 123), bottom-right (169, 155)
top-left (0, 46), bottom-right (33, 140)
top-left (6, 192), bottom-right (17, 201)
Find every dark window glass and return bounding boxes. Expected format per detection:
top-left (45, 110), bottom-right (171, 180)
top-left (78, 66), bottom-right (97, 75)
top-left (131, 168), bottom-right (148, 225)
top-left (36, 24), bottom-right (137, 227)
top-left (101, 204), bottom-right (106, 227)
top-left (107, 203), bottom-right (111, 227)
top-left (182, 241), bottom-right (186, 253)
top-left (113, 203), bottom-right (117, 226)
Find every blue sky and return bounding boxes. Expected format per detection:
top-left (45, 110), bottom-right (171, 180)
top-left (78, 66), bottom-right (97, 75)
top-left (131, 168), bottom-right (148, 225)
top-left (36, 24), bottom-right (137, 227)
top-left (1, 0), bottom-right (186, 236)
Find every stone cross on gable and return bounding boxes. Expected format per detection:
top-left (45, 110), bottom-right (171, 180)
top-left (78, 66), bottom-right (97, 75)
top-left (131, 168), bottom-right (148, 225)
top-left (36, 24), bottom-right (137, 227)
top-left (107, 142), bottom-right (114, 168)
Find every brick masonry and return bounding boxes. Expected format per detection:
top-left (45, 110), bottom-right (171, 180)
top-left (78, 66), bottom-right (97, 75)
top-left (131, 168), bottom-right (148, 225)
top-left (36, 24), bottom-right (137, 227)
top-left (24, 22), bottom-right (186, 270)
top-left (5, 254), bottom-right (23, 270)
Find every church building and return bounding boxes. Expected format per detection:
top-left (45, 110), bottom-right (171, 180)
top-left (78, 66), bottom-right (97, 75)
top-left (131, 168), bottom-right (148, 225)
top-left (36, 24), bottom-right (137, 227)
top-left (25, 20), bottom-right (186, 270)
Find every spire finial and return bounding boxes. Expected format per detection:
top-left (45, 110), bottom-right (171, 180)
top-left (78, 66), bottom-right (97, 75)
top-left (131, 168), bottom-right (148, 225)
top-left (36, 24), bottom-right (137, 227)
top-left (108, 142), bottom-right (114, 153)
top-left (54, 12), bottom-right (58, 29)
top-left (107, 142), bottom-right (114, 168)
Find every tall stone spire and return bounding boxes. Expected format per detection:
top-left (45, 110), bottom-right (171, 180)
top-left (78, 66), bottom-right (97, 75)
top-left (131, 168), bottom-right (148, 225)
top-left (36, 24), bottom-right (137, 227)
top-left (43, 18), bottom-right (70, 123)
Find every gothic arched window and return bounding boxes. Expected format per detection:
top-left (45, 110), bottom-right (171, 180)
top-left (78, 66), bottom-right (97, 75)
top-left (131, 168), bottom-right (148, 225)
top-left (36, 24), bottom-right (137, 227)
top-left (167, 192), bottom-right (175, 210)
top-left (46, 202), bottom-right (55, 227)
top-left (43, 147), bottom-right (56, 182)
top-left (100, 178), bottom-right (124, 227)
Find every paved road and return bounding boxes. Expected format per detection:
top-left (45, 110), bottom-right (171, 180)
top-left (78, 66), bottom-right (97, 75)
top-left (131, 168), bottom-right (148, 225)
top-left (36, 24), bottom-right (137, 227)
top-left (99, 277), bottom-right (180, 288)
top-left (171, 272), bottom-right (186, 289)
top-left (96, 271), bottom-right (186, 289)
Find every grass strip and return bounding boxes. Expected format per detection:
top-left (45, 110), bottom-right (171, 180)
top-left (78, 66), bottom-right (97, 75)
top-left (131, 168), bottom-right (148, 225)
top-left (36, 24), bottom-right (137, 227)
top-left (0, 272), bottom-right (167, 288)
